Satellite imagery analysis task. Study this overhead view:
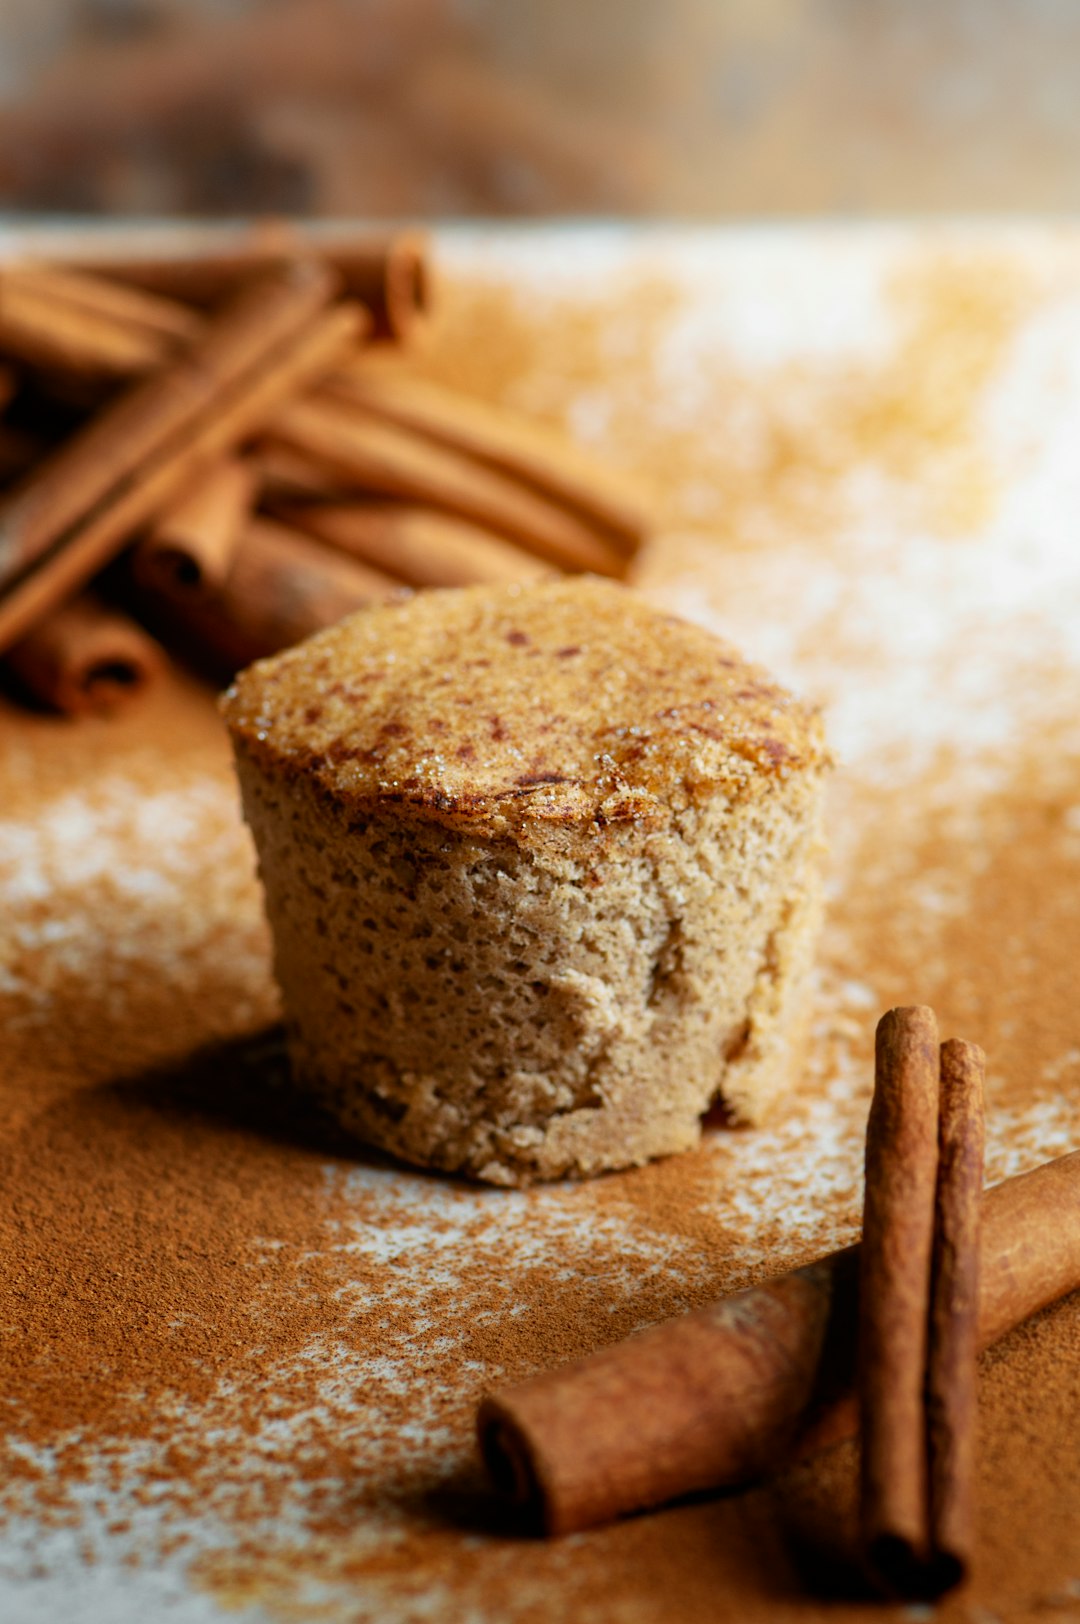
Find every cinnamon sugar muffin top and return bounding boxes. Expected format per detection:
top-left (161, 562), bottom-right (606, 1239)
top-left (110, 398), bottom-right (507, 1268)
top-left (221, 577), bottom-right (826, 840)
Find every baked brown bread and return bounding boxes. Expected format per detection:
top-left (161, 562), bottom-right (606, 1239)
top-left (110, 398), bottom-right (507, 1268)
top-left (222, 578), bottom-right (830, 1185)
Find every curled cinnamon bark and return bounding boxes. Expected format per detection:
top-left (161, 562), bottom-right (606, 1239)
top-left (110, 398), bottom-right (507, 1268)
top-left (325, 364), bottom-right (650, 552)
top-left (5, 263), bottom-right (202, 347)
top-left (266, 396), bottom-right (628, 578)
top-left (858, 1005), bottom-right (941, 1591)
top-left (70, 228), bottom-right (431, 341)
top-left (277, 501), bottom-right (550, 589)
top-left (254, 443), bottom-right (353, 502)
top-left (135, 516), bottom-right (399, 671)
top-left (134, 457), bottom-right (255, 596)
top-left (481, 1261), bottom-right (843, 1537)
top-left (3, 594), bottom-right (163, 715)
top-left (0, 276), bottom-right (169, 380)
top-left (0, 263), bottom-right (200, 381)
top-left (926, 1039), bottom-right (985, 1593)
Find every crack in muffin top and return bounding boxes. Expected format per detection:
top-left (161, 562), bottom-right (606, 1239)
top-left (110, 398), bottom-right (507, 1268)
top-left (221, 578), bottom-right (828, 836)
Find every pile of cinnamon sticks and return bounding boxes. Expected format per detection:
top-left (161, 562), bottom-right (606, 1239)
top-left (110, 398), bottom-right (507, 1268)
top-left (479, 1008), bottom-right (1080, 1599)
top-left (0, 227), bottom-right (649, 716)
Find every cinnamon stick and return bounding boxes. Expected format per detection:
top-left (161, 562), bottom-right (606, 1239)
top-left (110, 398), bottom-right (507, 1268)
top-left (277, 501), bottom-right (550, 589)
top-left (926, 1039), bottom-right (985, 1593)
top-left (133, 457), bottom-right (254, 595)
top-left (135, 516), bottom-right (399, 671)
top-left (265, 397), bottom-right (628, 578)
top-left (0, 273), bottom-right (174, 380)
top-left (858, 1005), bottom-right (941, 1589)
top-left (6, 263), bottom-right (203, 347)
top-left (0, 267), bottom-right (374, 391)
top-left (0, 259), bottom-right (335, 602)
top-left (477, 1148), bottom-right (1080, 1536)
top-left (72, 228), bottom-right (430, 341)
top-left (0, 297), bottom-right (362, 656)
top-left (2, 594), bottom-right (163, 715)
top-left (325, 364), bottom-right (650, 553)
top-left (254, 443), bottom-right (353, 502)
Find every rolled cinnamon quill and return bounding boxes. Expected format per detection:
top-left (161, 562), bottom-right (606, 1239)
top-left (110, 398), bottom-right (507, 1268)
top-left (325, 364), bottom-right (650, 553)
top-left (858, 1006), bottom-right (941, 1590)
top-left (8, 263), bottom-right (203, 348)
top-left (0, 273), bottom-right (173, 380)
top-left (254, 443), bottom-right (353, 502)
top-left (134, 457), bottom-right (254, 596)
top-left (73, 228), bottom-right (430, 341)
top-left (0, 267), bottom-right (373, 394)
top-left (0, 262), bottom-right (203, 384)
top-left (265, 397), bottom-right (627, 578)
top-left (0, 295), bottom-right (363, 656)
top-left (277, 501), bottom-right (550, 589)
top-left (926, 1040), bottom-right (985, 1594)
top-left (477, 1148), bottom-right (1080, 1536)
top-left (3, 594), bottom-right (162, 715)
top-left (137, 516), bottom-right (399, 671)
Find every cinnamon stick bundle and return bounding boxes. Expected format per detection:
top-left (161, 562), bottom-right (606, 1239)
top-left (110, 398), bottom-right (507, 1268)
top-left (265, 396), bottom-right (627, 578)
top-left (3, 594), bottom-right (163, 715)
top-left (0, 293), bottom-right (363, 655)
top-left (325, 363), bottom-right (650, 553)
top-left (0, 273), bottom-right (644, 573)
top-left (0, 235), bottom-right (656, 705)
top-left (134, 515), bottom-right (399, 671)
top-left (277, 501), bottom-right (550, 590)
top-left (133, 457), bottom-right (255, 596)
top-left (72, 228), bottom-right (430, 341)
top-left (477, 1148), bottom-right (1080, 1537)
top-left (858, 1006), bottom-right (942, 1589)
top-left (0, 259), bottom-right (334, 598)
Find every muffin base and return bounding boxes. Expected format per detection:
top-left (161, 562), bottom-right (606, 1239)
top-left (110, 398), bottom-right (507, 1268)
top-left (235, 750), bottom-right (826, 1185)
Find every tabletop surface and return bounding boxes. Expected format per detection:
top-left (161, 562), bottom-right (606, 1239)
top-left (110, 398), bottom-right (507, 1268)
top-left (1, 223), bottom-right (1078, 1623)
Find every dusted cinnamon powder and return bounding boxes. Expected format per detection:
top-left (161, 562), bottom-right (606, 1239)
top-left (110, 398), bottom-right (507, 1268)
top-left (1, 229), bottom-right (1079, 1622)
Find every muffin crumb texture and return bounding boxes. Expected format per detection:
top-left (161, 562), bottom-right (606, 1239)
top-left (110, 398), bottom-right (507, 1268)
top-left (223, 578), bottom-right (829, 1184)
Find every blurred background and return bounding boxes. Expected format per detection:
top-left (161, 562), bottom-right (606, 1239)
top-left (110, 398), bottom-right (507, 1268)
top-left (2, 0), bottom-right (1080, 218)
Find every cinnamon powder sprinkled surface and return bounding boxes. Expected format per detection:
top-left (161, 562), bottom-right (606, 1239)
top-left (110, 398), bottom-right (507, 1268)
top-left (1, 226), bottom-right (1079, 1623)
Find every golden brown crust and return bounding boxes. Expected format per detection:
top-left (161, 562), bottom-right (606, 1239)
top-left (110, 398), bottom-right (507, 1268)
top-left (220, 578), bottom-right (827, 839)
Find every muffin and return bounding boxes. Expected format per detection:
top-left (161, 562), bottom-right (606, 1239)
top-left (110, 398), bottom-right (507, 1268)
top-left (222, 578), bottom-right (829, 1185)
